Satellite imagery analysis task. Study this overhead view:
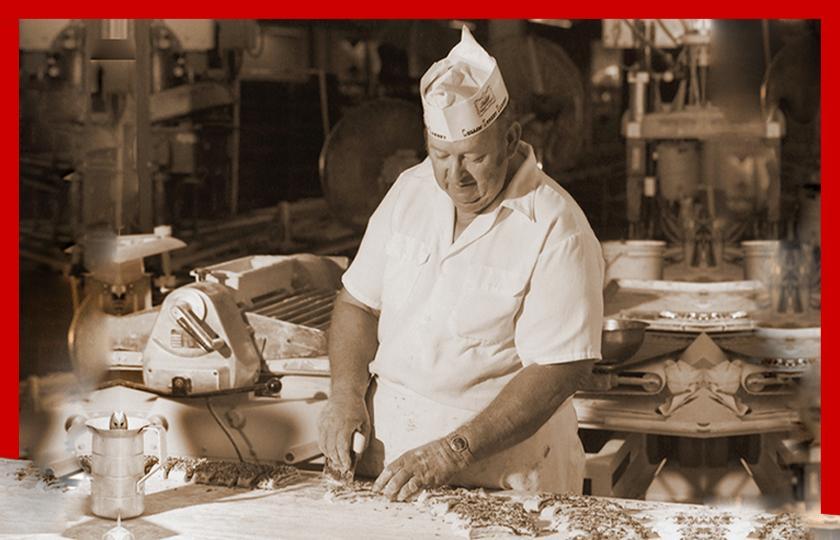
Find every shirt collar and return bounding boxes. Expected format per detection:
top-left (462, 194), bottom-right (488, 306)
top-left (498, 141), bottom-right (539, 223)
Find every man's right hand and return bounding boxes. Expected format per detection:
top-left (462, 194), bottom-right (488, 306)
top-left (317, 392), bottom-right (371, 472)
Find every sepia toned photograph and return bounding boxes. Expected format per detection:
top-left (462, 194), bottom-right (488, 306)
top-left (13, 18), bottom-right (826, 538)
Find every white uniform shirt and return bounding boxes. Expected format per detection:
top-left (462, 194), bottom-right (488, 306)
top-left (342, 141), bottom-right (604, 412)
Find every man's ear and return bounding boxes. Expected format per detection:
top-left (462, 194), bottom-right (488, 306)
top-left (506, 121), bottom-right (522, 158)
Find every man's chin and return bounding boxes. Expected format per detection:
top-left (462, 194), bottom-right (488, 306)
top-left (454, 188), bottom-right (507, 215)
top-left (455, 199), bottom-right (488, 215)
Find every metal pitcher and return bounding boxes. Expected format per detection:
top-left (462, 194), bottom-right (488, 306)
top-left (86, 412), bottom-right (167, 520)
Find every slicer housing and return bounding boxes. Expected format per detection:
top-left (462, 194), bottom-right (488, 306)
top-left (142, 281), bottom-right (261, 394)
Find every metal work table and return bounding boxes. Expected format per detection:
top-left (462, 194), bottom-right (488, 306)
top-left (0, 459), bottom-right (817, 539)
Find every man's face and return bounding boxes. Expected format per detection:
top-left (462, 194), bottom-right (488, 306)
top-left (427, 121), bottom-right (517, 215)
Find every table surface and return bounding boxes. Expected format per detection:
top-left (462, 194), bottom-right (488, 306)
top-left (0, 458), bottom-right (822, 539)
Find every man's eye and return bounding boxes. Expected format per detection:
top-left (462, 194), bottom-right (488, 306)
top-left (468, 155), bottom-right (487, 164)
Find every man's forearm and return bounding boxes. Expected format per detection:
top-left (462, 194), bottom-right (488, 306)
top-left (457, 360), bottom-right (594, 462)
top-left (327, 289), bottom-right (380, 399)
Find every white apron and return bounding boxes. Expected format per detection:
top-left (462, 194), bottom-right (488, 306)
top-left (356, 376), bottom-right (585, 494)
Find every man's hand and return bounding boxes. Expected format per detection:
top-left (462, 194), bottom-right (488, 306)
top-left (370, 361), bottom-right (592, 501)
top-left (317, 393), bottom-right (370, 472)
top-left (372, 436), bottom-right (473, 502)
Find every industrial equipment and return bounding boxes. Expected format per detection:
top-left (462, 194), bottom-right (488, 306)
top-left (579, 276), bottom-right (819, 501)
top-left (19, 19), bottom-right (820, 512)
top-left (21, 253), bottom-right (346, 475)
top-left (19, 19), bottom-right (287, 275)
top-left (611, 19), bottom-right (784, 252)
top-left (576, 19), bottom-right (820, 504)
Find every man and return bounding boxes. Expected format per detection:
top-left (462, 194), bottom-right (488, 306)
top-left (318, 26), bottom-right (604, 502)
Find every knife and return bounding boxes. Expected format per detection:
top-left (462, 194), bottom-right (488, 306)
top-left (323, 431), bottom-right (366, 483)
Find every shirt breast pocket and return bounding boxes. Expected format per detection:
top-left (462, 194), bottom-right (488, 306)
top-left (382, 233), bottom-right (430, 309)
top-left (451, 265), bottom-right (528, 344)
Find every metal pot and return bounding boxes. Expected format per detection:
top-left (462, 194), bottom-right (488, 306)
top-left (600, 319), bottom-right (649, 364)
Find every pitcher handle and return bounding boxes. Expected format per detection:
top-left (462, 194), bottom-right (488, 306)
top-left (137, 422), bottom-right (167, 493)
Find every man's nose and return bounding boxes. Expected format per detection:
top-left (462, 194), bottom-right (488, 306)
top-left (447, 157), bottom-right (465, 180)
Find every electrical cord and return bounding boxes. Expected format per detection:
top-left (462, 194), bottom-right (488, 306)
top-left (206, 397), bottom-right (245, 462)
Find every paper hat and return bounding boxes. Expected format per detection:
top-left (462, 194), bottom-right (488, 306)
top-left (420, 26), bottom-right (509, 142)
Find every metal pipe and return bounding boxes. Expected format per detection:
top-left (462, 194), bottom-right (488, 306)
top-left (230, 78), bottom-right (241, 217)
top-left (45, 456), bottom-right (83, 478)
top-left (621, 19), bottom-right (673, 68)
top-left (250, 288), bottom-right (311, 310)
top-left (280, 303), bottom-right (336, 323)
top-left (297, 314), bottom-right (333, 329)
top-left (19, 249), bottom-right (71, 272)
top-left (261, 302), bottom-right (327, 319)
top-left (154, 172), bottom-right (167, 226)
top-left (655, 19), bottom-right (680, 48)
top-left (283, 441), bottom-right (321, 464)
top-left (287, 303), bottom-right (335, 326)
top-left (189, 213), bottom-right (278, 236)
top-left (614, 373), bottom-right (663, 393)
top-left (265, 302), bottom-right (335, 322)
top-left (689, 53), bottom-right (701, 106)
top-left (761, 20), bottom-right (772, 71)
top-left (263, 293), bottom-right (335, 319)
top-left (316, 69), bottom-right (330, 141)
top-left (170, 238), bottom-right (255, 269)
top-left (151, 49), bottom-right (165, 93)
top-left (629, 73), bottom-right (648, 122)
top-left (250, 291), bottom-right (311, 309)
top-left (290, 300), bottom-right (335, 320)
top-left (135, 20), bottom-right (154, 231)
top-left (252, 288), bottom-right (318, 311)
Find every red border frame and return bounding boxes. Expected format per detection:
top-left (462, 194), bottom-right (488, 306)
top-left (6, 11), bottom-right (833, 514)
top-left (4, 17), bottom-right (19, 461)
top-left (818, 15), bottom-right (834, 515)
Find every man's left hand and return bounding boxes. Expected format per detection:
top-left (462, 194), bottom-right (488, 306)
top-left (372, 437), bottom-right (472, 501)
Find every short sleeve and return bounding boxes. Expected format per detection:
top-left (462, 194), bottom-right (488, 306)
top-left (514, 232), bottom-right (604, 364)
top-left (341, 177), bottom-right (405, 310)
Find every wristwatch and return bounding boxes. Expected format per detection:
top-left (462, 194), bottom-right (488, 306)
top-left (446, 433), bottom-right (474, 463)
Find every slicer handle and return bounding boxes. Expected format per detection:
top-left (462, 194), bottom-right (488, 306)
top-left (172, 303), bottom-right (226, 352)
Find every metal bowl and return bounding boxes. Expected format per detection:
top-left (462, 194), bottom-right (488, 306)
top-left (600, 319), bottom-right (649, 364)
